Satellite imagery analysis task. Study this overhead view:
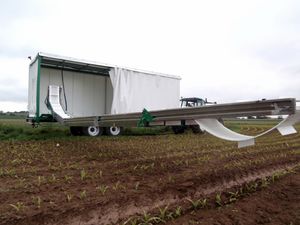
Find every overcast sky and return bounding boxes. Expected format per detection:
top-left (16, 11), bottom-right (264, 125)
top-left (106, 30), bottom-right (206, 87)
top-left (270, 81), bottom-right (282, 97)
top-left (0, 0), bottom-right (299, 112)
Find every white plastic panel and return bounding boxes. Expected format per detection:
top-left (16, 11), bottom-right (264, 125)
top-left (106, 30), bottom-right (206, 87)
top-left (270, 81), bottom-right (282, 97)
top-left (39, 68), bottom-right (107, 117)
top-left (28, 59), bottom-right (38, 117)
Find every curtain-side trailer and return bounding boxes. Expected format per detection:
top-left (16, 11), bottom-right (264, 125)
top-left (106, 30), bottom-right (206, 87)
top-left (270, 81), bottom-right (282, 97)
top-left (27, 52), bottom-right (181, 136)
top-left (27, 52), bottom-right (299, 148)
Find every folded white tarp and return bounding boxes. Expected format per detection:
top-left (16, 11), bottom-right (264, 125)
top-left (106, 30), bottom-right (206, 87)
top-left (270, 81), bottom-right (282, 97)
top-left (109, 67), bottom-right (180, 114)
top-left (48, 85), bottom-right (71, 120)
top-left (195, 109), bottom-right (300, 148)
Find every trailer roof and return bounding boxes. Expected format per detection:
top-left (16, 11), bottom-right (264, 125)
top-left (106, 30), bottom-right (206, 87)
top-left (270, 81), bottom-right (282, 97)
top-left (31, 52), bottom-right (181, 80)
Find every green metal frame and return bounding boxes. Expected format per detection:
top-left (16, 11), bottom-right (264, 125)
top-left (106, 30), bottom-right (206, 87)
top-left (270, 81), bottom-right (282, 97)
top-left (33, 55), bottom-right (61, 123)
top-left (35, 55), bottom-right (41, 123)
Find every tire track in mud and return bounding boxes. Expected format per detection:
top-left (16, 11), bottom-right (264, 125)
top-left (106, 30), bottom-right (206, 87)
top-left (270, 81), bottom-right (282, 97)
top-left (59, 162), bottom-right (300, 225)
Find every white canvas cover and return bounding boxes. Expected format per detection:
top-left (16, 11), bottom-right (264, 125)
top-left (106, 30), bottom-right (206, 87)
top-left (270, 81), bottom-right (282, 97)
top-left (109, 67), bottom-right (180, 114)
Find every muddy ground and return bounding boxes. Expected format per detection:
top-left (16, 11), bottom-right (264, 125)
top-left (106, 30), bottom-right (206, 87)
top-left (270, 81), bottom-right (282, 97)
top-left (0, 122), bottom-right (299, 225)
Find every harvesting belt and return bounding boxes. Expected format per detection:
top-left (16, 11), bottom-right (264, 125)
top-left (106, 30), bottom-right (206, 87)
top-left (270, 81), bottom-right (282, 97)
top-left (195, 109), bottom-right (300, 148)
top-left (60, 95), bottom-right (299, 148)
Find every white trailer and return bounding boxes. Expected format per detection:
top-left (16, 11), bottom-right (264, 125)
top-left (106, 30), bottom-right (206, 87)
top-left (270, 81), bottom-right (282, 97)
top-left (27, 52), bottom-right (300, 148)
top-left (28, 52), bottom-right (181, 135)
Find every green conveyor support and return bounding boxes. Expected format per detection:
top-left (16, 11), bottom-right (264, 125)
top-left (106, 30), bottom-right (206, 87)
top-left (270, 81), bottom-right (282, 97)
top-left (138, 108), bottom-right (156, 127)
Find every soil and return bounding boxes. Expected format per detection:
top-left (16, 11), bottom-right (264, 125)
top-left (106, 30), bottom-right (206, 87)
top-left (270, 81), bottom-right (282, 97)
top-left (167, 167), bottom-right (300, 225)
top-left (0, 123), bottom-right (299, 225)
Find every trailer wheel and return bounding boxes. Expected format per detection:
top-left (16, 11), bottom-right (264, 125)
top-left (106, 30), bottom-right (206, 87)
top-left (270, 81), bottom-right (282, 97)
top-left (190, 125), bottom-right (204, 134)
top-left (172, 126), bottom-right (185, 134)
top-left (70, 126), bottom-right (83, 136)
top-left (83, 126), bottom-right (103, 137)
top-left (107, 126), bottom-right (123, 136)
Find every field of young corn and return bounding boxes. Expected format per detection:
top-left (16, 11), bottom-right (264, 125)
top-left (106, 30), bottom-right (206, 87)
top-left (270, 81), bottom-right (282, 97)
top-left (0, 120), bottom-right (299, 225)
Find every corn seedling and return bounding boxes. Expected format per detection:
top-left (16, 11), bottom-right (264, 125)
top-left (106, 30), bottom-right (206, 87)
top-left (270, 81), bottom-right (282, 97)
top-left (49, 201), bottom-right (57, 206)
top-left (32, 196), bottom-right (42, 209)
top-left (228, 191), bottom-right (239, 203)
top-left (186, 198), bottom-right (201, 210)
top-left (80, 190), bottom-right (87, 199)
top-left (174, 206), bottom-right (182, 217)
top-left (140, 211), bottom-right (162, 225)
top-left (96, 185), bottom-right (109, 195)
top-left (49, 174), bottom-right (57, 183)
top-left (261, 178), bottom-right (269, 188)
top-left (9, 202), bottom-right (25, 212)
top-left (37, 176), bottom-right (44, 186)
top-left (215, 193), bottom-right (222, 207)
top-left (271, 173), bottom-right (279, 183)
top-left (123, 217), bottom-right (138, 225)
top-left (158, 204), bottom-right (169, 220)
top-left (168, 175), bottom-right (174, 183)
top-left (133, 165), bottom-right (139, 171)
top-left (66, 193), bottom-right (73, 202)
top-left (80, 169), bottom-right (87, 181)
top-left (135, 182), bottom-right (140, 190)
top-left (112, 181), bottom-right (121, 191)
top-left (199, 198), bottom-right (207, 208)
top-left (251, 183), bottom-right (258, 191)
top-left (64, 175), bottom-right (73, 183)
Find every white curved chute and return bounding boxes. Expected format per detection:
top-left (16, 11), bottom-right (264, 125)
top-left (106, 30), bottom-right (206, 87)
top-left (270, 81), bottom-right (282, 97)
top-left (195, 110), bottom-right (300, 148)
top-left (48, 85), bottom-right (71, 120)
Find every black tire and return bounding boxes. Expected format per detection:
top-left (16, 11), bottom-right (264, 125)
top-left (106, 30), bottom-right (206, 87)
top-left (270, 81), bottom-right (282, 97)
top-left (82, 126), bottom-right (104, 137)
top-left (172, 126), bottom-right (185, 134)
top-left (106, 126), bottom-right (123, 136)
top-left (70, 126), bottom-right (84, 136)
top-left (190, 125), bottom-right (204, 134)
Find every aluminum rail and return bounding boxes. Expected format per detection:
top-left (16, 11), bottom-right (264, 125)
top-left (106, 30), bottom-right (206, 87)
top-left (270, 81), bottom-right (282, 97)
top-left (63, 98), bottom-right (296, 127)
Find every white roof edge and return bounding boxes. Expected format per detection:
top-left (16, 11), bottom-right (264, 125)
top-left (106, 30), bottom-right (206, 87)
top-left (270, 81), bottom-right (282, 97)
top-left (31, 52), bottom-right (181, 80)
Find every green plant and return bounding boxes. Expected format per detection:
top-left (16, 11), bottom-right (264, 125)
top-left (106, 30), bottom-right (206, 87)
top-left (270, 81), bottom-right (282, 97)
top-left (228, 191), bottom-right (238, 203)
top-left (168, 175), bottom-right (174, 183)
top-left (96, 185), bottom-right (109, 195)
top-left (123, 217), bottom-right (138, 225)
top-left (174, 206), bottom-right (182, 217)
top-left (112, 181), bottom-right (121, 191)
top-left (49, 174), bottom-right (57, 183)
top-left (37, 176), bottom-right (44, 186)
top-left (199, 198), bottom-right (207, 208)
top-left (79, 190), bottom-right (87, 199)
top-left (187, 198), bottom-right (201, 210)
top-left (135, 182), bottom-right (140, 190)
top-left (64, 175), bottom-right (73, 183)
top-left (215, 193), bottom-right (222, 206)
top-left (80, 169), bottom-right (87, 181)
top-left (32, 196), bottom-right (42, 209)
top-left (123, 217), bottom-right (139, 225)
top-left (66, 193), bottom-right (73, 202)
top-left (139, 211), bottom-right (162, 225)
top-left (271, 173), bottom-right (279, 182)
top-left (158, 204), bottom-right (169, 220)
top-left (261, 178), bottom-right (269, 188)
top-left (9, 202), bottom-right (25, 212)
